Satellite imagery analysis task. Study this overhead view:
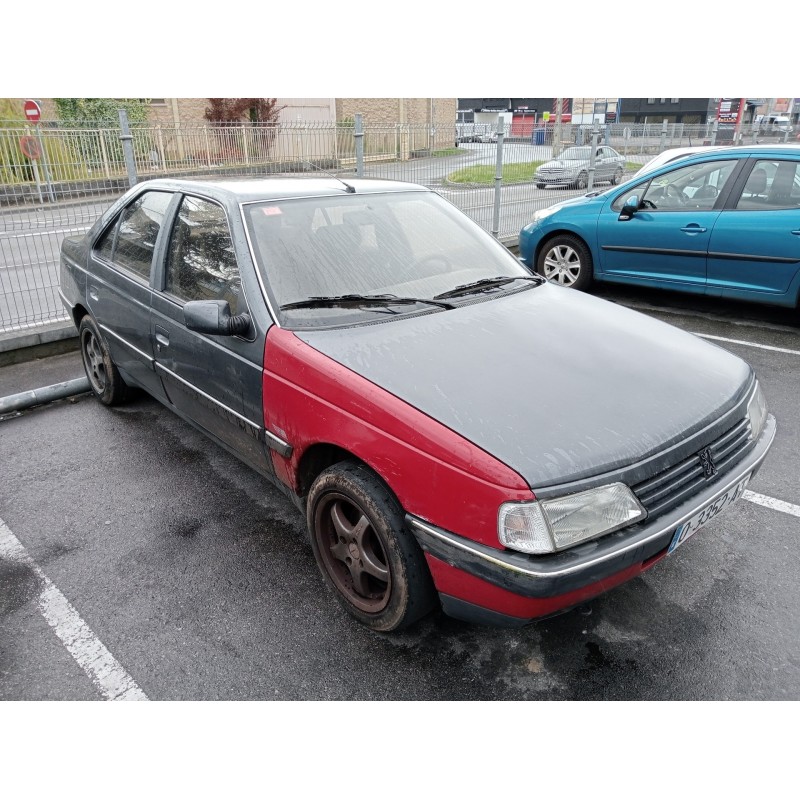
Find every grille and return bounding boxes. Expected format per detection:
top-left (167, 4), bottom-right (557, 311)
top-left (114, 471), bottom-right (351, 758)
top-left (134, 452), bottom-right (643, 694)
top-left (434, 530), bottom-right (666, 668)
top-left (632, 417), bottom-right (752, 518)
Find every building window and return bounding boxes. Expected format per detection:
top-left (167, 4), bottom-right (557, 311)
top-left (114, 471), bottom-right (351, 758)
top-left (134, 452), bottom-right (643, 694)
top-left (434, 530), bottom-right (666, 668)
top-left (671, 98), bottom-right (680, 104)
top-left (149, 98), bottom-right (167, 106)
top-left (647, 98), bottom-right (656, 104)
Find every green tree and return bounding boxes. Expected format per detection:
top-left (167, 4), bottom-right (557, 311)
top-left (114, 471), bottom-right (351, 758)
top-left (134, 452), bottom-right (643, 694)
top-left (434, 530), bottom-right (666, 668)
top-left (54, 98), bottom-right (150, 128)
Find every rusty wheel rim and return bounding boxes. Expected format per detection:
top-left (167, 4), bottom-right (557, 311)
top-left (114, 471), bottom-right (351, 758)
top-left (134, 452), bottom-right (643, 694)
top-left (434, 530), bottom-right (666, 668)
top-left (313, 492), bottom-right (391, 614)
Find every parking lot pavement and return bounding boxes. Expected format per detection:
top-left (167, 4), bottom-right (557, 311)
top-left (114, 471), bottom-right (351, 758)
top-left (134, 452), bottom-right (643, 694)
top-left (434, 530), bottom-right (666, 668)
top-left (1, 294), bottom-right (799, 701)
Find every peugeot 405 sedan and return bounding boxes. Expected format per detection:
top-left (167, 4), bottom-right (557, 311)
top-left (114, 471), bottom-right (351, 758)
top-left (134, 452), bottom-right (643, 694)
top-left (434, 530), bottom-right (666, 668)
top-left (520, 144), bottom-right (800, 308)
top-left (60, 176), bottom-right (775, 632)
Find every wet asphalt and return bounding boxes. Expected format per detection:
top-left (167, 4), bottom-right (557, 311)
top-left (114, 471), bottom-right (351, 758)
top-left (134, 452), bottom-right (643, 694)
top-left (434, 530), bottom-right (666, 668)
top-left (1, 287), bottom-right (798, 700)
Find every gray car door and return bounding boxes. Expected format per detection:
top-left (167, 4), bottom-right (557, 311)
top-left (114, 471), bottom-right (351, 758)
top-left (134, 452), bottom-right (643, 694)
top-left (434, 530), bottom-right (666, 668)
top-left (86, 189), bottom-right (173, 400)
top-left (149, 193), bottom-right (273, 476)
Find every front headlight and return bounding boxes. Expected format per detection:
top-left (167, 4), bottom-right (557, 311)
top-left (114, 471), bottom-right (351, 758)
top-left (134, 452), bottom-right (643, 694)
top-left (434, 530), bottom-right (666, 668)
top-left (498, 483), bottom-right (646, 555)
top-left (531, 206), bottom-right (559, 224)
top-left (747, 381), bottom-right (767, 440)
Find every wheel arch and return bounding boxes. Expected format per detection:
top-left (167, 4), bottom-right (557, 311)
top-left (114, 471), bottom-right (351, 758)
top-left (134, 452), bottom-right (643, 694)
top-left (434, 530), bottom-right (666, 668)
top-left (295, 442), bottom-right (392, 504)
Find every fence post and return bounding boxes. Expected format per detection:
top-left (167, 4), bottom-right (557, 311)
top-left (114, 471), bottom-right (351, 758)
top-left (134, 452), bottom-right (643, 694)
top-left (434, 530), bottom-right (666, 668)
top-left (98, 130), bottom-right (111, 179)
top-left (588, 125), bottom-right (599, 190)
top-left (118, 108), bottom-right (138, 188)
top-left (156, 125), bottom-right (166, 172)
top-left (204, 126), bottom-right (212, 170)
top-left (354, 113), bottom-right (364, 177)
top-left (711, 120), bottom-right (718, 145)
top-left (241, 124), bottom-right (249, 166)
top-left (491, 118), bottom-right (504, 238)
top-left (659, 120), bottom-right (668, 153)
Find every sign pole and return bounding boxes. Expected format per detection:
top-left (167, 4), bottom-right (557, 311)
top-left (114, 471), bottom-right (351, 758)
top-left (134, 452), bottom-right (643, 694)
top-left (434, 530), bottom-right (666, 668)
top-left (35, 124), bottom-right (56, 202)
top-left (23, 127), bottom-right (44, 204)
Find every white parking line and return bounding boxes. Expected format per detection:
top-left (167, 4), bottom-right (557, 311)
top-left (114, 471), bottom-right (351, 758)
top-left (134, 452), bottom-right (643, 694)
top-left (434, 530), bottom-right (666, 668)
top-left (744, 491), bottom-right (800, 518)
top-left (0, 517), bottom-right (148, 701)
top-left (693, 333), bottom-right (800, 356)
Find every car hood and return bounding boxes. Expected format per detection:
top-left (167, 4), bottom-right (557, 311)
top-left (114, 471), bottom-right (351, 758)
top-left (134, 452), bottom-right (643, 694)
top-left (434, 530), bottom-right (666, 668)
top-left (295, 284), bottom-right (751, 489)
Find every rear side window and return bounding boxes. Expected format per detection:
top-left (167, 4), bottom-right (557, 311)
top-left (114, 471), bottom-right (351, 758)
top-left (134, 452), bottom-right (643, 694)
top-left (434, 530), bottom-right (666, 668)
top-left (164, 195), bottom-right (242, 315)
top-left (735, 160), bottom-right (800, 210)
top-left (113, 191), bottom-right (173, 280)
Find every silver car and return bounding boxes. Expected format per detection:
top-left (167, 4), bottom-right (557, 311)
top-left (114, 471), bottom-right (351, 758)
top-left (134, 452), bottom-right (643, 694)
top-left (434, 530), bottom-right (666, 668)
top-left (535, 145), bottom-right (626, 189)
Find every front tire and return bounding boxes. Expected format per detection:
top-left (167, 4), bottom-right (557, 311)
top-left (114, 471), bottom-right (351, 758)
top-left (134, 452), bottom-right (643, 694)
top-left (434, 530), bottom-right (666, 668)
top-left (536, 234), bottom-right (593, 290)
top-left (611, 168), bottom-right (623, 185)
top-left (574, 171), bottom-right (588, 190)
top-left (78, 315), bottom-right (131, 406)
top-left (307, 461), bottom-right (437, 632)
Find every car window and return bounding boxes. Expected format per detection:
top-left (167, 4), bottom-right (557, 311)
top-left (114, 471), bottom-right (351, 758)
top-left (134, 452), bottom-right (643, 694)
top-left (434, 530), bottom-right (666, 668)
top-left (735, 160), bottom-right (800, 210)
top-left (613, 160), bottom-right (737, 212)
top-left (165, 195), bottom-right (243, 316)
top-left (113, 191), bottom-right (173, 280)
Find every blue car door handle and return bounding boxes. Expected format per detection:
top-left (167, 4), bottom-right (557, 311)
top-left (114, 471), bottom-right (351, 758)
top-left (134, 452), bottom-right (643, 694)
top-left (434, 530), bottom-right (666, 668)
top-left (791, 230), bottom-right (800, 236)
top-left (680, 224), bottom-right (707, 234)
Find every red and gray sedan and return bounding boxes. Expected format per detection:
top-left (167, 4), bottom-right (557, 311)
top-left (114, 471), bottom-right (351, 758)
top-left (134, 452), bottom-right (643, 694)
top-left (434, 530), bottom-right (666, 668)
top-left (59, 176), bottom-right (775, 631)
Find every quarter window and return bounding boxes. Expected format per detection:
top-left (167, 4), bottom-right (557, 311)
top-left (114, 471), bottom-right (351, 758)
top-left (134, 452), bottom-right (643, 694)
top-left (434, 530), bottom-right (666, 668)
top-left (165, 196), bottom-right (242, 315)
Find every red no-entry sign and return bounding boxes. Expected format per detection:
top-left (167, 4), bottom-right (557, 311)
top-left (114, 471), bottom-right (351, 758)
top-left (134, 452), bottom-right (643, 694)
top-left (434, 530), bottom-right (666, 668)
top-left (24, 99), bottom-right (42, 123)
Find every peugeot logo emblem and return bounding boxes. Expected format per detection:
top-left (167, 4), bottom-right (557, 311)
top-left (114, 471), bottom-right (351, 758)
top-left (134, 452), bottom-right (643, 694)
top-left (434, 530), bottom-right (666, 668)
top-left (698, 447), bottom-right (717, 479)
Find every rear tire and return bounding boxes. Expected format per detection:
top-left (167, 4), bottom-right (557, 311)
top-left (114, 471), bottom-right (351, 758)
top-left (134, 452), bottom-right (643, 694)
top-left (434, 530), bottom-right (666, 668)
top-left (536, 234), bottom-right (593, 291)
top-left (307, 461), bottom-right (437, 632)
top-left (79, 315), bottom-right (131, 406)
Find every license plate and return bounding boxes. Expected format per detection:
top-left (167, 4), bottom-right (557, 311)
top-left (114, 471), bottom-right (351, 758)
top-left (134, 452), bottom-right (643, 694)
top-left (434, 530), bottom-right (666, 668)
top-left (668, 474), bottom-right (751, 554)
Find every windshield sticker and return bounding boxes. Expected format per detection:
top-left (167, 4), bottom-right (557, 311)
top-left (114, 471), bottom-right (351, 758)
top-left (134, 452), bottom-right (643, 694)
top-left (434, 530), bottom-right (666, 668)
top-left (262, 207), bottom-right (282, 216)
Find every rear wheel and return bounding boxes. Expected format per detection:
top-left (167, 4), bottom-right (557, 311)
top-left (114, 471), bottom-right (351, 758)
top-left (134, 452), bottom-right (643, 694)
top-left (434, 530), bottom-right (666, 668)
top-left (79, 315), bottom-right (131, 406)
top-left (307, 461), bottom-right (437, 632)
top-left (536, 234), bottom-right (593, 291)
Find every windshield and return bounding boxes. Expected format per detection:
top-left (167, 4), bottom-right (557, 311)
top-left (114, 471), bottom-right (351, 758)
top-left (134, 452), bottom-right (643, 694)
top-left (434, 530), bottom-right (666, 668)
top-left (560, 147), bottom-right (592, 160)
top-left (243, 190), bottom-right (535, 328)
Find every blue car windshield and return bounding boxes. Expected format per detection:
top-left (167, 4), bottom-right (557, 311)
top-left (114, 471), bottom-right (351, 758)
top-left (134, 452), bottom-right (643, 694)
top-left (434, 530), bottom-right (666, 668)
top-left (243, 190), bottom-right (535, 326)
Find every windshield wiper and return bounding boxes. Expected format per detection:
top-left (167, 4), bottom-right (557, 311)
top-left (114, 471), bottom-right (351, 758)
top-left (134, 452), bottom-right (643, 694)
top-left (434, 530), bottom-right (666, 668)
top-left (433, 275), bottom-right (542, 300)
top-left (280, 293), bottom-right (455, 311)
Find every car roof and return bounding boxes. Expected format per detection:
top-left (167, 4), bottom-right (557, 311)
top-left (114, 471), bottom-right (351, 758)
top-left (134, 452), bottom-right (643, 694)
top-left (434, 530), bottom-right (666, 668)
top-left (634, 143), bottom-right (800, 177)
top-left (129, 176), bottom-right (430, 204)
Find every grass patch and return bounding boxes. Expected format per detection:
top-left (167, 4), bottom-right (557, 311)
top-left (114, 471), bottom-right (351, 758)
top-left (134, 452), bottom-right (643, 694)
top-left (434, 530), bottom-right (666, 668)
top-left (448, 161), bottom-right (545, 185)
top-left (432, 148), bottom-right (461, 157)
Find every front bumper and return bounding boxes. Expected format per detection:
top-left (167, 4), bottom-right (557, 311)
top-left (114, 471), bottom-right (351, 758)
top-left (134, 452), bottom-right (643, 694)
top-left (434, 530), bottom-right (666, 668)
top-left (406, 414), bottom-right (775, 620)
top-left (535, 174), bottom-right (579, 186)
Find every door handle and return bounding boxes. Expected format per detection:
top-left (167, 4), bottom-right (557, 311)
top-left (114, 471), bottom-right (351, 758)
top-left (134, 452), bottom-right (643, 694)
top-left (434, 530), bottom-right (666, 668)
top-left (791, 230), bottom-right (800, 236)
top-left (89, 286), bottom-right (99, 301)
top-left (154, 326), bottom-right (170, 349)
top-left (680, 225), bottom-right (707, 233)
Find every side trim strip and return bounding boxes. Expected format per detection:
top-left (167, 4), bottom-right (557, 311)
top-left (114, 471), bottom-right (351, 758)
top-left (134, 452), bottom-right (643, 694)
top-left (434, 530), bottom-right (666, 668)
top-left (98, 324), bottom-right (155, 365)
top-left (601, 245), bottom-right (706, 258)
top-left (153, 361), bottom-right (260, 431)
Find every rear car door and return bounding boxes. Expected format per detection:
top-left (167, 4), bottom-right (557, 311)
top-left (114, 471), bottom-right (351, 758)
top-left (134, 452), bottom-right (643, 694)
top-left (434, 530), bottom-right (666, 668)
top-left (706, 157), bottom-right (800, 304)
top-left (596, 158), bottom-right (740, 291)
top-left (87, 189), bottom-right (174, 399)
top-left (149, 193), bottom-right (274, 476)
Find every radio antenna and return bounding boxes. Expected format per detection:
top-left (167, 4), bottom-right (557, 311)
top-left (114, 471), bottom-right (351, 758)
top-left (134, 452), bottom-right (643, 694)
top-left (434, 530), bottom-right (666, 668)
top-left (299, 159), bottom-right (356, 193)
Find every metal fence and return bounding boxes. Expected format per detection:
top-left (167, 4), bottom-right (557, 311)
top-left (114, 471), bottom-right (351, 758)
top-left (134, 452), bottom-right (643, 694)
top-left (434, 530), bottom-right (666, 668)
top-left (0, 115), bottom-right (771, 333)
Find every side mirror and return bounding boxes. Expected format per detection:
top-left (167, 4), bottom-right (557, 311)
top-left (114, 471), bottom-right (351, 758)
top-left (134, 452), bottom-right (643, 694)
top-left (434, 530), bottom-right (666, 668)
top-left (619, 195), bottom-right (639, 221)
top-left (183, 299), bottom-right (250, 337)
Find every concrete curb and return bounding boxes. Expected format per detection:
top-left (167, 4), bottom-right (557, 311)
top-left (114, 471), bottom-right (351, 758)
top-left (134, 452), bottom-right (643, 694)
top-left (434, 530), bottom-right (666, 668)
top-left (0, 376), bottom-right (91, 415)
top-left (0, 321), bottom-right (78, 366)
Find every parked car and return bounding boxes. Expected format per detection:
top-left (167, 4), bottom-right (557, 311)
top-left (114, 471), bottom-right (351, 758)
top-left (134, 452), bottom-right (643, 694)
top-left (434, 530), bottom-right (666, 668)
top-left (535, 145), bottom-right (626, 189)
top-left (60, 176), bottom-right (775, 632)
top-left (519, 144), bottom-right (800, 308)
top-left (756, 115), bottom-right (793, 137)
top-left (631, 146), bottom-right (728, 179)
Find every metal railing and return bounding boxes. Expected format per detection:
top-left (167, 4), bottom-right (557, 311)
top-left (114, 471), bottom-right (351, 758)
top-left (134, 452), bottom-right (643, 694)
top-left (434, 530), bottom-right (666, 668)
top-left (0, 116), bottom-right (766, 333)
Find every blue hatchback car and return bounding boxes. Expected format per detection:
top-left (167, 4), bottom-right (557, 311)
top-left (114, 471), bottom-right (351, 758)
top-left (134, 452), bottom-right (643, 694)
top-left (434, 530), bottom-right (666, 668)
top-left (518, 145), bottom-right (800, 308)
